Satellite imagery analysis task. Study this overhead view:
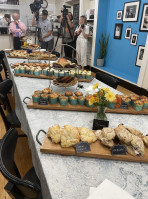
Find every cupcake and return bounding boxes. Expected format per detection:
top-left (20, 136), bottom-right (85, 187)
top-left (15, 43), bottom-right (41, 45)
top-left (133, 100), bottom-right (143, 111)
top-left (78, 70), bottom-right (83, 79)
top-left (115, 94), bottom-right (122, 108)
top-left (130, 94), bottom-right (139, 107)
top-left (59, 71), bottom-right (64, 77)
top-left (43, 68), bottom-right (48, 76)
top-left (49, 93), bottom-right (58, 104)
top-left (34, 90), bottom-right (42, 95)
top-left (86, 71), bottom-right (92, 80)
top-left (78, 96), bottom-right (85, 106)
top-left (59, 96), bottom-right (68, 106)
top-left (14, 67), bottom-right (20, 74)
top-left (108, 100), bottom-right (117, 109)
top-left (75, 91), bottom-right (83, 97)
top-left (65, 91), bottom-right (73, 99)
top-left (54, 70), bottom-right (59, 78)
top-left (34, 69), bottom-right (40, 76)
top-left (42, 88), bottom-right (52, 94)
top-left (122, 97), bottom-right (131, 106)
top-left (141, 98), bottom-right (148, 109)
top-left (41, 94), bottom-right (48, 100)
top-left (49, 68), bottom-right (54, 77)
top-left (65, 70), bottom-right (70, 76)
top-left (20, 67), bottom-right (25, 74)
top-left (82, 70), bottom-right (86, 79)
top-left (32, 94), bottom-right (40, 103)
top-left (69, 96), bottom-right (77, 105)
top-left (26, 67), bottom-right (30, 74)
top-left (30, 68), bottom-right (34, 75)
top-left (70, 70), bottom-right (75, 77)
top-left (140, 95), bottom-right (147, 100)
top-left (85, 95), bottom-right (94, 108)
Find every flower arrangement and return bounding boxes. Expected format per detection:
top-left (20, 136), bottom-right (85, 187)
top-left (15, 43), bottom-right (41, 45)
top-left (89, 83), bottom-right (116, 107)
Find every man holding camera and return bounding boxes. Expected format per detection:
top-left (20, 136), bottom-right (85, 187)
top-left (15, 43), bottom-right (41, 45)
top-left (32, 10), bottom-right (54, 51)
top-left (59, 11), bottom-right (74, 58)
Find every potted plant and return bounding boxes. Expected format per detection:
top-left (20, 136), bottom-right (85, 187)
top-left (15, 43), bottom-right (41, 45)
top-left (97, 33), bottom-right (109, 67)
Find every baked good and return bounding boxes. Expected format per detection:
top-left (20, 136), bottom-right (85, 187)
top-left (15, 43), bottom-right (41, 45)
top-left (47, 124), bottom-right (61, 144)
top-left (78, 127), bottom-right (97, 143)
top-left (124, 126), bottom-right (143, 138)
top-left (75, 91), bottom-right (83, 97)
top-left (65, 91), bottom-right (73, 96)
top-left (131, 136), bottom-right (144, 156)
top-left (123, 144), bottom-right (137, 156)
top-left (143, 136), bottom-right (148, 147)
top-left (61, 125), bottom-right (80, 147)
top-left (42, 88), bottom-right (52, 94)
top-left (102, 128), bottom-right (116, 140)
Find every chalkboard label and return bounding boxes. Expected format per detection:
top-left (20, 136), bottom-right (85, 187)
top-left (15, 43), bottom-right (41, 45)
top-left (111, 145), bottom-right (126, 155)
top-left (38, 99), bottom-right (48, 105)
top-left (75, 141), bottom-right (90, 154)
top-left (120, 102), bottom-right (128, 109)
top-left (93, 119), bottom-right (109, 130)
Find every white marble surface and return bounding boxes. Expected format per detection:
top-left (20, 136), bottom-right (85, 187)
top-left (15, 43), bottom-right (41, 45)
top-left (5, 57), bottom-right (148, 199)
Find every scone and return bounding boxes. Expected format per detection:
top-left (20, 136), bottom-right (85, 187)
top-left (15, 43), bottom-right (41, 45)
top-left (143, 136), bottom-right (148, 147)
top-left (78, 127), bottom-right (97, 143)
top-left (123, 144), bottom-right (137, 156)
top-left (95, 130), bottom-right (115, 148)
top-left (131, 136), bottom-right (144, 156)
top-left (61, 125), bottom-right (80, 147)
top-left (102, 128), bottom-right (116, 140)
top-left (124, 126), bottom-right (143, 138)
top-left (47, 124), bottom-right (61, 144)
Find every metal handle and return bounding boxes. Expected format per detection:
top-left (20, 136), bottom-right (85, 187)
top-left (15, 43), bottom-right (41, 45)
top-left (36, 129), bottom-right (47, 145)
top-left (23, 97), bottom-right (31, 104)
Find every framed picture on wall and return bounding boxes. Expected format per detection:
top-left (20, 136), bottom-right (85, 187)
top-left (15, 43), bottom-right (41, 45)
top-left (130, 34), bottom-right (138, 45)
top-left (139, 3), bottom-right (148, 32)
top-left (114, 23), bottom-right (123, 39)
top-left (116, 11), bottom-right (122, 20)
top-left (125, 28), bottom-right (132, 39)
top-left (123, 1), bottom-right (140, 22)
top-left (136, 45), bottom-right (145, 67)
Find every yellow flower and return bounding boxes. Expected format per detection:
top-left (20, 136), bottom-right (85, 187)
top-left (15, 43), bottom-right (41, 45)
top-left (105, 91), bottom-right (116, 102)
top-left (89, 96), bottom-right (94, 105)
top-left (93, 83), bottom-right (99, 90)
top-left (101, 87), bottom-right (110, 92)
top-left (94, 96), bottom-right (99, 103)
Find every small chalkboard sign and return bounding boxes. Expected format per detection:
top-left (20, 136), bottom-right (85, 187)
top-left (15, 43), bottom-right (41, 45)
top-left (120, 102), bottom-right (128, 109)
top-left (111, 145), bottom-right (126, 155)
top-left (75, 141), bottom-right (90, 154)
top-left (93, 119), bottom-right (109, 130)
top-left (38, 99), bottom-right (48, 105)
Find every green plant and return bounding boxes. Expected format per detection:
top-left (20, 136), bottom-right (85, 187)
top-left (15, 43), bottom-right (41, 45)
top-left (99, 33), bottom-right (109, 59)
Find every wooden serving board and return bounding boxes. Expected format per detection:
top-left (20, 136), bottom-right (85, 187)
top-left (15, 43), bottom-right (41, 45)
top-left (27, 100), bottom-right (148, 115)
top-left (40, 137), bottom-right (148, 163)
top-left (14, 73), bottom-right (54, 79)
top-left (8, 55), bottom-right (57, 61)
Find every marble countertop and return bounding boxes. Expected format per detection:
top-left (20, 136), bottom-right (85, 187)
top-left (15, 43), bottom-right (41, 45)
top-left (5, 57), bottom-right (148, 199)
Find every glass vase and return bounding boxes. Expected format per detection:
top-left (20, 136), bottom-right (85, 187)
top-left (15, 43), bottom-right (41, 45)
top-left (95, 106), bottom-right (107, 121)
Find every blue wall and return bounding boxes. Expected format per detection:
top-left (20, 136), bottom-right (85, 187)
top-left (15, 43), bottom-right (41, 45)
top-left (94, 0), bottom-right (147, 84)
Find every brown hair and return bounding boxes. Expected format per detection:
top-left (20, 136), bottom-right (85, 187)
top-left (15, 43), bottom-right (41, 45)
top-left (80, 15), bottom-right (87, 25)
top-left (4, 14), bottom-right (10, 19)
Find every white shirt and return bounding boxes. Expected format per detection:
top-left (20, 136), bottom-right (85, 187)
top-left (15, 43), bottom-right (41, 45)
top-left (75, 25), bottom-right (89, 39)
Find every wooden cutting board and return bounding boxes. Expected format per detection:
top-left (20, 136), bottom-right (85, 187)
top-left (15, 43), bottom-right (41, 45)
top-left (8, 55), bottom-right (57, 60)
top-left (27, 100), bottom-right (148, 115)
top-left (40, 137), bottom-right (148, 163)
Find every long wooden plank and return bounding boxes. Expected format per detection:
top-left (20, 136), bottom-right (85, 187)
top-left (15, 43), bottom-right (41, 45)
top-left (27, 100), bottom-right (148, 115)
top-left (40, 137), bottom-right (148, 163)
top-left (14, 73), bottom-right (92, 82)
top-left (8, 55), bottom-right (57, 60)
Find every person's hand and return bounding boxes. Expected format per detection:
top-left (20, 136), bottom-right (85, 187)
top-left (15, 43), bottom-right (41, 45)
top-left (15, 20), bottom-right (19, 25)
top-left (33, 12), bottom-right (37, 17)
top-left (66, 15), bottom-right (70, 21)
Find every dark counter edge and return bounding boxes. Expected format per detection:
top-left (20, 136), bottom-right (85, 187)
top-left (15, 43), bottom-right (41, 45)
top-left (87, 66), bottom-right (148, 97)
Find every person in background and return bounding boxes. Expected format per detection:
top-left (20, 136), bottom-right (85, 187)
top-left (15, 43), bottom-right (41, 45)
top-left (9, 13), bottom-right (27, 50)
top-left (74, 16), bottom-right (89, 70)
top-left (59, 11), bottom-right (74, 58)
top-left (4, 14), bottom-right (11, 26)
top-left (32, 10), bottom-right (54, 51)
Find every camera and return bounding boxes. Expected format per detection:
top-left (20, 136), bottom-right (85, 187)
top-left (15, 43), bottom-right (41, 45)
top-left (30, 0), bottom-right (43, 21)
top-left (81, 24), bottom-right (84, 29)
top-left (61, 5), bottom-right (71, 20)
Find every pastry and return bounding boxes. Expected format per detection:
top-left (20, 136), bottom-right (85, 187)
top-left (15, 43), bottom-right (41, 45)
top-left (143, 136), bottom-right (148, 147)
top-left (47, 124), bottom-right (61, 143)
top-left (123, 144), bottom-right (137, 156)
top-left (61, 125), bottom-right (80, 147)
top-left (124, 126), bottom-right (143, 138)
top-left (42, 88), bottom-right (52, 94)
top-left (78, 127), bottom-right (97, 143)
top-left (75, 91), bottom-right (83, 97)
top-left (115, 124), bottom-right (133, 145)
top-left (102, 128), bottom-right (116, 140)
top-left (131, 136), bottom-right (144, 156)
top-left (65, 91), bottom-right (73, 97)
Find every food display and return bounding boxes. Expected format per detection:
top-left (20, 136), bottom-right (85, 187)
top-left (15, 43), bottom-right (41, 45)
top-left (52, 58), bottom-right (77, 69)
top-left (53, 77), bottom-right (77, 87)
top-left (95, 124), bottom-right (147, 156)
top-left (47, 125), bottom-right (97, 147)
top-left (21, 43), bottom-right (40, 49)
top-left (8, 50), bottom-right (57, 60)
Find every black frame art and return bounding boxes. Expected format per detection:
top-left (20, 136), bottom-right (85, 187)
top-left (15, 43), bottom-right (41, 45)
top-left (125, 28), bottom-right (132, 39)
top-left (136, 45), bottom-right (145, 67)
top-left (130, 34), bottom-right (138, 46)
top-left (116, 11), bottom-right (123, 20)
top-left (139, 3), bottom-right (148, 32)
top-left (114, 23), bottom-right (123, 40)
top-left (123, 1), bottom-right (140, 22)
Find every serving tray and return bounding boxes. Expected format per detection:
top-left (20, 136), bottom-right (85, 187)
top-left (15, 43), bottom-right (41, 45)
top-left (27, 100), bottom-right (148, 115)
top-left (40, 137), bottom-right (148, 163)
top-left (8, 55), bottom-right (57, 61)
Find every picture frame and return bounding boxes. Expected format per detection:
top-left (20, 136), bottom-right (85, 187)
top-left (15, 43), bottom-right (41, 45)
top-left (125, 28), bottom-right (132, 39)
top-left (116, 11), bottom-right (123, 20)
top-left (123, 1), bottom-right (140, 22)
top-left (130, 34), bottom-right (138, 46)
top-left (139, 3), bottom-right (148, 32)
top-left (114, 23), bottom-right (123, 40)
top-left (136, 45), bottom-right (145, 67)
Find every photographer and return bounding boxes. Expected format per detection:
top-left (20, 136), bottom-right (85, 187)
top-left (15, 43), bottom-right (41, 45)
top-left (32, 10), bottom-right (54, 51)
top-left (59, 10), bottom-right (74, 58)
top-left (74, 16), bottom-right (89, 70)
